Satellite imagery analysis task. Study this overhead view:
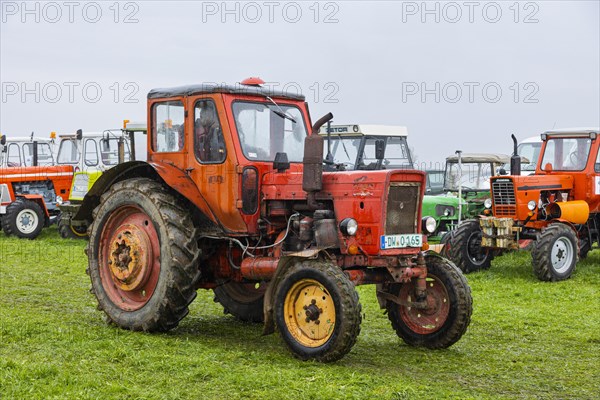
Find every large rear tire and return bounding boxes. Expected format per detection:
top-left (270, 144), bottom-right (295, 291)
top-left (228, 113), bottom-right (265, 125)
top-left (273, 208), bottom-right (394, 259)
top-left (447, 219), bottom-right (494, 273)
top-left (87, 178), bottom-right (200, 331)
top-left (532, 223), bottom-right (578, 281)
top-left (274, 259), bottom-right (362, 362)
top-left (386, 255), bottom-right (472, 348)
top-left (213, 282), bottom-right (266, 323)
top-left (1, 198), bottom-right (44, 239)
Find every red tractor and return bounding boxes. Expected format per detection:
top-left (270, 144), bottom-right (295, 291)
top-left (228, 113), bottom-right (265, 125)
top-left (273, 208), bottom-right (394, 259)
top-left (1, 134), bottom-right (74, 239)
top-left (447, 128), bottom-right (600, 280)
top-left (73, 79), bottom-right (472, 362)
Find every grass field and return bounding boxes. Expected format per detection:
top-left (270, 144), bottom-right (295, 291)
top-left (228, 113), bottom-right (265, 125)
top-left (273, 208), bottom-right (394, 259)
top-left (1, 227), bottom-right (599, 399)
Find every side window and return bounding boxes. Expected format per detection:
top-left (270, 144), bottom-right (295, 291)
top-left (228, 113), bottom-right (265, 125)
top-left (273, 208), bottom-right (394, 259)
top-left (595, 147), bottom-right (600, 173)
top-left (194, 100), bottom-right (226, 163)
top-left (58, 139), bottom-right (80, 164)
top-left (7, 143), bottom-right (21, 166)
top-left (153, 101), bottom-right (185, 152)
top-left (85, 139), bottom-right (99, 166)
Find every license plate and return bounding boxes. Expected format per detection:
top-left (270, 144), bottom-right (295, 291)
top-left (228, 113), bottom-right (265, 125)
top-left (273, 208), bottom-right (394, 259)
top-left (381, 234), bottom-right (422, 249)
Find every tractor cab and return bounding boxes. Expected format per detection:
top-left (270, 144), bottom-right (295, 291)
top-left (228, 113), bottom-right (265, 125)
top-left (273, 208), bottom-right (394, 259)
top-left (318, 124), bottom-right (413, 170)
top-left (444, 153), bottom-right (510, 193)
top-left (57, 122), bottom-right (146, 238)
top-left (0, 135), bottom-right (56, 168)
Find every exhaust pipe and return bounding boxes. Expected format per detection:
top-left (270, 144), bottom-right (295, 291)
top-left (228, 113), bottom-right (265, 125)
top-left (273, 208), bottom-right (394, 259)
top-left (510, 134), bottom-right (521, 176)
top-left (302, 113), bottom-right (333, 210)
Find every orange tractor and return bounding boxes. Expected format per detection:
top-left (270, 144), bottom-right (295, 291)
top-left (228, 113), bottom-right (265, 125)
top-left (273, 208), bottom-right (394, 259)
top-left (72, 79), bottom-right (472, 362)
top-left (447, 128), bottom-right (600, 281)
top-left (0, 134), bottom-right (74, 239)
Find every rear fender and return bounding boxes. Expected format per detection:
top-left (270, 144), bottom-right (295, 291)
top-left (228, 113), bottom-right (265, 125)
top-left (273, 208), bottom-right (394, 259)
top-left (73, 161), bottom-right (220, 229)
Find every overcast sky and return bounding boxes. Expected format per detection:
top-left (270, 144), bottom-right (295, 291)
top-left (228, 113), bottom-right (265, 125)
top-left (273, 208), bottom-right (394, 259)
top-left (1, 0), bottom-right (599, 166)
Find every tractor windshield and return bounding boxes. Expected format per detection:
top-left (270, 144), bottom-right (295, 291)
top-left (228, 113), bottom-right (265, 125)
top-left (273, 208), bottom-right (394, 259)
top-left (444, 162), bottom-right (494, 191)
top-left (232, 101), bottom-right (307, 162)
top-left (540, 137), bottom-right (592, 171)
top-left (361, 136), bottom-right (412, 169)
top-left (518, 142), bottom-right (542, 172)
top-left (327, 136), bottom-right (361, 168)
top-left (23, 142), bottom-right (54, 166)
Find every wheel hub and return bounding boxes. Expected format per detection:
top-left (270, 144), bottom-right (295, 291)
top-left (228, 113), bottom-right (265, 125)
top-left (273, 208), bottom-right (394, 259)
top-left (303, 300), bottom-right (322, 324)
top-left (108, 224), bottom-right (153, 291)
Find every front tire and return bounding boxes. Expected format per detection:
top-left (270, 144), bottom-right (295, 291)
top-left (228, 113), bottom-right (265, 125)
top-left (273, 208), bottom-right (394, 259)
top-left (447, 219), bottom-right (494, 273)
top-left (532, 223), bottom-right (578, 281)
top-left (274, 259), bottom-right (362, 362)
top-left (1, 198), bottom-right (44, 239)
top-left (58, 215), bottom-right (88, 239)
top-left (87, 178), bottom-right (200, 332)
top-left (386, 255), bottom-right (472, 348)
top-left (213, 282), bottom-right (266, 323)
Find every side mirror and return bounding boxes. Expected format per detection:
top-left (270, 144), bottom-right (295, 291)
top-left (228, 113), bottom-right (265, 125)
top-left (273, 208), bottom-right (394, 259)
top-left (0, 134), bottom-right (6, 145)
top-left (101, 139), bottom-right (110, 152)
top-left (76, 129), bottom-right (83, 140)
top-left (273, 152), bottom-right (290, 173)
top-left (375, 139), bottom-right (385, 160)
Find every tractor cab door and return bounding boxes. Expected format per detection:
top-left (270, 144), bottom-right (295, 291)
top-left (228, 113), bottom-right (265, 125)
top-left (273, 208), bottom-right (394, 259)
top-left (184, 96), bottom-right (247, 233)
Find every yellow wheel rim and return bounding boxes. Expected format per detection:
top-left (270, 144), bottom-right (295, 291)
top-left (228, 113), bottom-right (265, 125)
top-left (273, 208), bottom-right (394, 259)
top-left (283, 279), bottom-right (336, 348)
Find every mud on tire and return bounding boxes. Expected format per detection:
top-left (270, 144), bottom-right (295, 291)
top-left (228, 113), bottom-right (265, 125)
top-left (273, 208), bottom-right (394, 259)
top-left (274, 259), bottom-right (362, 362)
top-left (86, 178), bottom-right (200, 332)
top-left (386, 254), bottom-right (472, 348)
top-left (532, 223), bottom-right (578, 282)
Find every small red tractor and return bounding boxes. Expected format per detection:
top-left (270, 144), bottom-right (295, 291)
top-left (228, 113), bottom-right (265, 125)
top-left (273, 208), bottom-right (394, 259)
top-left (1, 134), bottom-right (74, 239)
top-left (73, 79), bottom-right (472, 362)
top-left (447, 128), bottom-right (600, 281)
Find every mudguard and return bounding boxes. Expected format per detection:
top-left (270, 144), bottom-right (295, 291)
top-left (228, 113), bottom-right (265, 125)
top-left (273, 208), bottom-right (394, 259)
top-left (72, 160), bottom-right (220, 229)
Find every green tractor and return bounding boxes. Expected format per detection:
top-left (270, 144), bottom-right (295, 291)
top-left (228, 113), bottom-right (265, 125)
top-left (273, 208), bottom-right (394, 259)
top-left (422, 152), bottom-right (511, 244)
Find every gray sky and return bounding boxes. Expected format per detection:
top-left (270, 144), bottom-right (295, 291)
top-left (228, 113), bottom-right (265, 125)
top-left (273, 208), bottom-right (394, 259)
top-left (1, 0), bottom-right (599, 166)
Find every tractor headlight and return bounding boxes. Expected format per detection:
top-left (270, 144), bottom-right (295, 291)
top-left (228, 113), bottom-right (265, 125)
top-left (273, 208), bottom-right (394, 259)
top-left (422, 216), bottom-right (437, 234)
top-left (56, 196), bottom-right (63, 205)
top-left (484, 198), bottom-right (493, 209)
top-left (527, 200), bottom-right (537, 211)
top-left (340, 218), bottom-right (358, 236)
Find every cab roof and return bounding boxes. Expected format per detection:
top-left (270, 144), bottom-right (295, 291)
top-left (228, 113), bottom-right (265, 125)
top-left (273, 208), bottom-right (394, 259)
top-left (318, 124), bottom-right (408, 137)
top-left (148, 83), bottom-right (305, 101)
top-left (58, 129), bottom-right (128, 139)
top-left (542, 127), bottom-right (599, 138)
top-left (2, 137), bottom-right (53, 143)
top-left (446, 153), bottom-right (511, 163)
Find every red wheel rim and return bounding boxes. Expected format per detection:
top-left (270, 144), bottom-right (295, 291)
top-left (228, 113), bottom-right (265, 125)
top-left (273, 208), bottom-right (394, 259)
top-left (398, 275), bottom-right (450, 334)
top-left (99, 205), bottom-right (160, 311)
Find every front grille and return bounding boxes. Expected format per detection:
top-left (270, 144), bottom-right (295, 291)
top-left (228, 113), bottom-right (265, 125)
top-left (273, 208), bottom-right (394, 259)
top-left (492, 179), bottom-right (516, 216)
top-left (386, 183), bottom-right (420, 234)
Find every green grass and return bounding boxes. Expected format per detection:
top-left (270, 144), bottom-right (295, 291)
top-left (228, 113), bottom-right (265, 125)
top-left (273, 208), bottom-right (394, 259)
top-left (1, 227), bottom-right (599, 399)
